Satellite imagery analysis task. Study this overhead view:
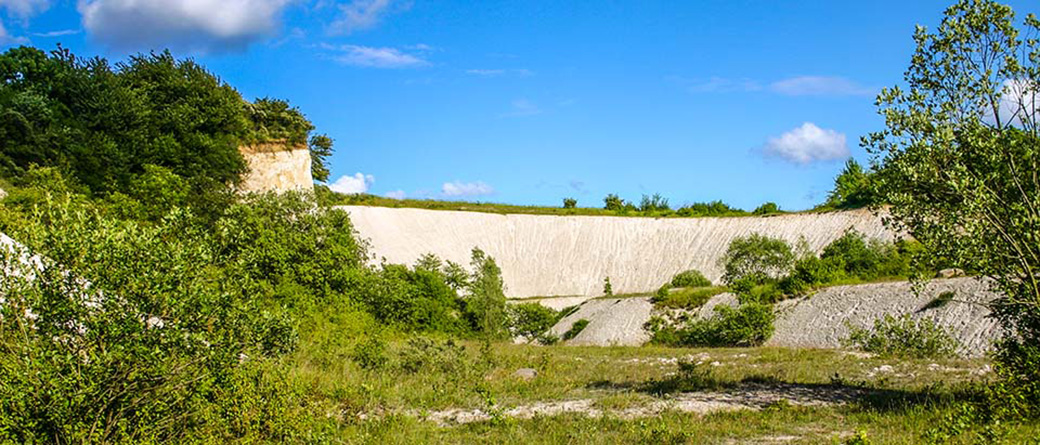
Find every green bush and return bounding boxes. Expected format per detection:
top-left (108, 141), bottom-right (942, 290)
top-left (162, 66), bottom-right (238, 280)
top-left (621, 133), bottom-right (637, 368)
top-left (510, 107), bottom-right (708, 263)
top-left (752, 202), bottom-right (780, 215)
top-left (351, 336), bottom-right (389, 370)
top-left (507, 303), bottom-right (559, 344)
top-left (562, 197), bottom-right (577, 209)
top-left (397, 337), bottom-right (468, 374)
top-left (843, 314), bottom-right (958, 359)
top-left (652, 303), bottom-right (774, 347)
top-left (670, 269), bottom-right (712, 288)
top-left (719, 234), bottom-right (794, 285)
top-left (0, 195), bottom-right (285, 442)
top-left (562, 319), bottom-right (590, 341)
top-left (651, 286), bottom-right (727, 310)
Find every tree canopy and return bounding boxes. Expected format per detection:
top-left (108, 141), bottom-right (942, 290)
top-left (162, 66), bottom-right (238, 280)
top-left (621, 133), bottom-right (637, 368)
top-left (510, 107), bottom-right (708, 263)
top-left (867, 0), bottom-right (1040, 415)
top-left (0, 46), bottom-right (331, 195)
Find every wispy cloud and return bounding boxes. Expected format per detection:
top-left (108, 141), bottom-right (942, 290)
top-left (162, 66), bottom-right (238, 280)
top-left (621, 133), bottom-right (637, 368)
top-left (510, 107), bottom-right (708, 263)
top-left (762, 122), bottom-right (849, 164)
top-left (31, 29), bottom-right (79, 37)
top-left (323, 43), bottom-right (429, 68)
top-left (769, 76), bottom-right (874, 96)
top-left (681, 76), bottom-right (762, 93)
top-left (465, 68), bottom-right (533, 77)
top-left (0, 0), bottom-right (50, 43)
top-left (384, 190), bottom-right (406, 199)
top-left (679, 75), bottom-right (874, 97)
top-left (328, 0), bottom-right (410, 35)
top-left (500, 98), bottom-right (541, 117)
top-left (442, 181), bottom-right (493, 197)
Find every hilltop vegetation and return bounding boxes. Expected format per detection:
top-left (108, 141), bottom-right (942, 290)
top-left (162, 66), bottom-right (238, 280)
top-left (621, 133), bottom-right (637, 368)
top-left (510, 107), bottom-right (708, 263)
top-left (0, 46), bottom-right (333, 196)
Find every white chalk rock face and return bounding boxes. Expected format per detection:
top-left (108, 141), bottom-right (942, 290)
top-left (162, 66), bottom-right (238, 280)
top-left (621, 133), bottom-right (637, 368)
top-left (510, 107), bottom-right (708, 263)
top-left (342, 206), bottom-right (895, 300)
top-left (238, 144), bottom-right (314, 194)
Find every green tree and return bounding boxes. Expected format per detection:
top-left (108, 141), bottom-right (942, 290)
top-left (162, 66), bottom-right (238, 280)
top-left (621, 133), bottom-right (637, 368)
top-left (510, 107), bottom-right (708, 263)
top-left (308, 134), bottom-right (334, 183)
top-left (562, 197), bottom-right (577, 209)
top-left (466, 247), bottom-right (508, 338)
top-left (865, 0), bottom-right (1040, 415)
top-left (603, 193), bottom-right (625, 211)
top-left (719, 234), bottom-right (795, 285)
top-left (824, 159), bottom-right (878, 209)
top-left (752, 202), bottom-right (780, 215)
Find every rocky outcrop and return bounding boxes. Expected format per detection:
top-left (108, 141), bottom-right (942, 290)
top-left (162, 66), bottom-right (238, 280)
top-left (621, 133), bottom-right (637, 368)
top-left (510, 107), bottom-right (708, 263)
top-left (238, 143), bottom-right (313, 193)
top-left (547, 277), bottom-right (1001, 357)
top-left (342, 206), bottom-right (895, 300)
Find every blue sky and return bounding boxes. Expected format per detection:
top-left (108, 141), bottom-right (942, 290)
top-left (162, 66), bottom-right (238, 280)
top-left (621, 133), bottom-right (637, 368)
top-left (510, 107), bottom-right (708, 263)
top-left (1, 0), bottom-right (1035, 210)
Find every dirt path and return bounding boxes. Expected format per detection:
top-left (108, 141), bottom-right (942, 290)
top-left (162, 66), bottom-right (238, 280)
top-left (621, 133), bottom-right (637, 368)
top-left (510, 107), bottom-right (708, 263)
top-left (410, 383), bottom-right (866, 426)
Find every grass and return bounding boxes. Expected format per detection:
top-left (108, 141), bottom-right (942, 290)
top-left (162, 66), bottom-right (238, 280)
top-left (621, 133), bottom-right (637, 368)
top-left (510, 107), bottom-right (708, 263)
top-left (652, 286), bottom-right (729, 310)
top-left (280, 335), bottom-right (1040, 443)
top-left (323, 191), bottom-right (778, 219)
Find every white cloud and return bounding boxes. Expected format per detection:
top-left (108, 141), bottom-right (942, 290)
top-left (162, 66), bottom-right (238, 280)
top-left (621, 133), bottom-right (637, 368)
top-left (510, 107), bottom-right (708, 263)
top-left (384, 190), bottom-right (406, 199)
top-left (442, 181), bottom-right (493, 197)
top-left (329, 172), bottom-right (375, 194)
top-left (680, 75), bottom-right (872, 97)
top-left (500, 98), bottom-right (541, 117)
top-left (324, 44), bottom-right (428, 68)
top-left (769, 76), bottom-right (873, 96)
top-left (0, 0), bottom-right (50, 43)
top-left (0, 0), bottom-right (49, 20)
top-left (78, 0), bottom-right (294, 53)
top-left (994, 78), bottom-right (1040, 127)
top-left (763, 122), bottom-right (849, 164)
top-left (32, 29), bottom-right (79, 37)
top-left (328, 0), bottom-right (408, 35)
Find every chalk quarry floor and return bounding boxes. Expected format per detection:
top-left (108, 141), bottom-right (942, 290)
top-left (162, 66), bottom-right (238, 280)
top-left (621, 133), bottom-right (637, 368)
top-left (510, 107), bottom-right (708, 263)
top-left (411, 383), bottom-right (866, 426)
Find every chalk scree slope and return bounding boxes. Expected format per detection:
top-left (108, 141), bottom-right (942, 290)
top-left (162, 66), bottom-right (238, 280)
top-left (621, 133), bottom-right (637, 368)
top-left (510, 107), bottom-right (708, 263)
top-left (548, 277), bottom-right (1000, 357)
top-left (341, 206), bottom-right (894, 300)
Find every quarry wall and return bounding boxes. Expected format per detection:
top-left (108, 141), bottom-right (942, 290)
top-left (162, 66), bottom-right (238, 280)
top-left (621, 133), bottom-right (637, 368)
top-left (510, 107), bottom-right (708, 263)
top-left (341, 206), bottom-right (896, 300)
top-left (237, 143), bottom-right (313, 193)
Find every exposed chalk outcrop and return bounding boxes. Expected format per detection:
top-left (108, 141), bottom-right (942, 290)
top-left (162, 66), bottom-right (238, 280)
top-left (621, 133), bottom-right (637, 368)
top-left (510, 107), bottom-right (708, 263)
top-left (238, 143), bottom-right (313, 193)
top-left (342, 206), bottom-right (895, 300)
top-left (767, 278), bottom-right (1000, 357)
top-left (547, 278), bottom-right (1001, 357)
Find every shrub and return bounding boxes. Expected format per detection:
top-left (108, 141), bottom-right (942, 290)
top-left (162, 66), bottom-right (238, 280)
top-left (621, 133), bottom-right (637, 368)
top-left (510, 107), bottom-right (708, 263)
top-left (670, 269), bottom-right (712, 288)
top-left (639, 193), bottom-right (670, 212)
top-left (752, 202), bottom-right (780, 215)
top-left (397, 337), bottom-right (468, 374)
top-left (507, 303), bottom-right (559, 343)
top-left (653, 303), bottom-right (774, 347)
top-left (562, 319), bottom-right (590, 341)
top-left (719, 234), bottom-right (794, 285)
top-left (464, 248), bottom-right (508, 338)
top-left (602, 276), bottom-right (613, 296)
top-left (351, 336), bottom-right (389, 370)
top-left (603, 194), bottom-right (625, 211)
top-left (562, 197), bottom-right (577, 209)
top-left (843, 314), bottom-right (958, 359)
top-left (0, 195), bottom-right (283, 442)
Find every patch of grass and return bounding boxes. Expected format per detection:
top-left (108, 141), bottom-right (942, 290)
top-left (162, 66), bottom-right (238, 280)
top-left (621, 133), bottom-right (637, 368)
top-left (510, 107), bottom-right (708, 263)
top-left (651, 286), bottom-right (728, 310)
top-left (324, 190), bottom-right (790, 219)
top-left (562, 319), bottom-right (590, 341)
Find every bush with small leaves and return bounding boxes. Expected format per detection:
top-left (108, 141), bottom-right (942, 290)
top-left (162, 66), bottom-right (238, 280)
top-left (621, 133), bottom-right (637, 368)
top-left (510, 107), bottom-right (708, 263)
top-left (843, 314), bottom-right (958, 359)
top-left (670, 269), bottom-right (712, 288)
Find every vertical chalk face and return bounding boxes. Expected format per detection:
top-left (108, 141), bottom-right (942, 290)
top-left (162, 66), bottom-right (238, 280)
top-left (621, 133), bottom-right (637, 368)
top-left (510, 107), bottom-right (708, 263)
top-left (238, 144), bottom-right (314, 193)
top-left (341, 206), bottom-right (897, 300)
